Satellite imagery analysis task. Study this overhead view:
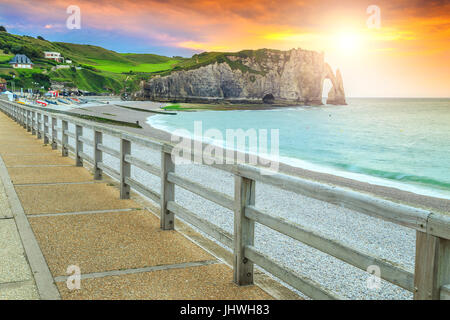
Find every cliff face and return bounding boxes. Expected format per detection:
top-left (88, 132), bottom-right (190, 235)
top-left (135, 49), bottom-right (346, 105)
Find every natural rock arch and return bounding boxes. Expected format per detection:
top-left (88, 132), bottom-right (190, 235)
top-left (323, 63), bottom-right (346, 105)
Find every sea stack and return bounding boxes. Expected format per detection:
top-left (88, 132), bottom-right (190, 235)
top-left (135, 48), bottom-right (346, 105)
top-left (325, 66), bottom-right (347, 105)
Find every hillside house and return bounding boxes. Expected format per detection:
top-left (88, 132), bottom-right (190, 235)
top-left (9, 54), bottom-right (33, 69)
top-left (44, 51), bottom-right (64, 63)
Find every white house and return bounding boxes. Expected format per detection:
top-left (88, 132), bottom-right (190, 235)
top-left (44, 51), bottom-right (64, 63)
top-left (9, 54), bottom-right (33, 69)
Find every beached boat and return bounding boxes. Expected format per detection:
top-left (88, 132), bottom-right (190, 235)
top-left (58, 98), bottom-right (69, 104)
top-left (44, 99), bottom-right (57, 105)
top-left (36, 100), bottom-right (48, 107)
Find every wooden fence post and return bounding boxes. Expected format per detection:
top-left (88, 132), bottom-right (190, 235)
top-left (61, 120), bottom-right (68, 157)
top-left (21, 109), bottom-right (25, 128)
top-left (26, 110), bottom-right (31, 132)
top-left (94, 131), bottom-right (103, 180)
top-left (233, 175), bottom-right (255, 286)
top-left (36, 113), bottom-right (42, 139)
top-left (75, 125), bottom-right (83, 167)
top-left (31, 111), bottom-right (36, 136)
top-left (43, 115), bottom-right (49, 145)
top-left (160, 147), bottom-right (175, 230)
top-left (414, 231), bottom-right (450, 299)
top-left (120, 139), bottom-right (131, 199)
top-left (20, 108), bottom-right (25, 127)
top-left (51, 117), bottom-right (57, 150)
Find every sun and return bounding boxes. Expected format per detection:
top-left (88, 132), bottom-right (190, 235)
top-left (336, 32), bottom-right (362, 53)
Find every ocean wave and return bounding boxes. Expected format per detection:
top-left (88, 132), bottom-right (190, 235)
top-left (332, 163), bottom-right (450, 190)
top-left (278, 156), bottom-right (450, 200)
top-left (148, 114), bottom-right (450, 200)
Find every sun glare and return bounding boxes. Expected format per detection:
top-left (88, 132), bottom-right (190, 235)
top-left (336, 32), bottom-right (362, 53)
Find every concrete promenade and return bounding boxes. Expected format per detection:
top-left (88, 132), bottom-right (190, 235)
top-left (0, 111), bottom-right (279, 300)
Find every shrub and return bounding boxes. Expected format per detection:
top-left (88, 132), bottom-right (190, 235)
top-left (11, 44), bottom-right (23, 54)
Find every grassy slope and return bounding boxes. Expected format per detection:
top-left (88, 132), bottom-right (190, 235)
top-left (87, 58), bottom-right (179, 73)
top-left (49, 43), bottom-right (182, 73)
top-left (121, 53), bottom-right (175, 64)
top-left (0, 32), bottom-right (180, 93)
top-left (48, 68), bottom-right (125, 92)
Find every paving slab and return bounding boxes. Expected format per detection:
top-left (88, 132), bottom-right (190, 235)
top-left (0, 220), bottom-right (34, 283)
top-left (0, 139), bottom-right (44, 146)
top-left (0, 131), bottom-right (30, 137)
top-left (0, 145), bottom-right (52, 156)
top-left (57, 263), bottom-right (272, 300)
top-left (29, 210), bottom-right (213, 276)
top-left (0, 179), bottom-right (12, 219)
top-left (3, 154), bottom-right (74, 166)
top-left (0, 137), bottom-right (44, 144)
top-left (0, 146), bottom-right (50, 155)
top-left (0, 281), bottom-right (39, 300)
top-left (9, 166), bottom-right (94, 185)
top-left (16, 183), bottom-right (139, 215)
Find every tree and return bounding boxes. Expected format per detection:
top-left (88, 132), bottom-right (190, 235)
top-left (11, 44), bottom-right (23, 54)
top-left (32, 73), bottom-right (51, 89)
top-left (22, 45), bottom-right (43, 59)
top-left (37, 36), bottom-right (45, 41)
top-left (0, 26), bottom-right (6, 32)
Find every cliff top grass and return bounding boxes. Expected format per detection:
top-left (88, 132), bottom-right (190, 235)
top-left (86, 58), bottom-right (180, 73)
top-left (151, 48), bottom-right (289, 78)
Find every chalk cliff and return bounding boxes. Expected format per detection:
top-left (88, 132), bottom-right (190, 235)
top-left (135, 49), bottom-right (346, 105)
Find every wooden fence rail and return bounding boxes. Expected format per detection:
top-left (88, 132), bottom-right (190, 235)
top-left (1, 99), bottom-right (449, 300)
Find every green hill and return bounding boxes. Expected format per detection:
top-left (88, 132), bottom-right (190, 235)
top-left (0, 31), bottom-right (181, 94)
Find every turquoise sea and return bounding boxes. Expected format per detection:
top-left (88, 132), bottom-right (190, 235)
top-left (148, 98), bottom-right (450, 199)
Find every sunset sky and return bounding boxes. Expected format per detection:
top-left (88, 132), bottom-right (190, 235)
top-left (0, 0), bottom-right (449, 97)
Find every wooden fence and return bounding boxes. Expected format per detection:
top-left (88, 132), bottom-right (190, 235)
top-left (1, 99), bottom-right (449, 300)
